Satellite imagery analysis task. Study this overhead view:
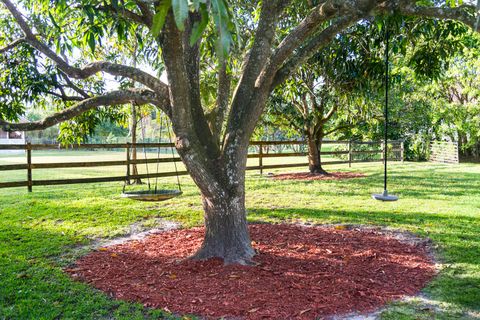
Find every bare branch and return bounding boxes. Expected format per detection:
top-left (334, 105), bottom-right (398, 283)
top-left (134, 0), bottom-right (154, 27)
top-left (323, 104), bottom-right (338, 122)
top-left (0, 0), bottom-right (166, 94)
top-left (59, 72), bottom-right (90, 99)
top-left (324, 122), bottom-right (356, 136)
top-left (46, 90), bottom-right (85, 102)
top-left (1, 88), bottom-right (166, 132)
top-left (0, 37), bottom-right (26, 54)
top-left (96, 4), bottom-right (150, 27)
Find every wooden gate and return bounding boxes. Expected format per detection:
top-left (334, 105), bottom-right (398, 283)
top-left (429, 141), bottom-right (459, 164)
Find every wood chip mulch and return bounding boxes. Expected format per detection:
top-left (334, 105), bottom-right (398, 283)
top-left (270, 172), bottom-right (366, 181)
top-left (67, 224), bottom-right (435, 319)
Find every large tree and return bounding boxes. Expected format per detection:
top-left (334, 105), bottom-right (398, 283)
top-left (1, 0), bottom-right (479, 264)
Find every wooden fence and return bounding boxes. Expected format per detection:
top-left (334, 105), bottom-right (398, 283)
top-left (0, 140), bottom-right (404, 192)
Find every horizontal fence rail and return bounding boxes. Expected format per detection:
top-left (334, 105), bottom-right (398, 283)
top-left (0, 140), bottom-right (404, 191)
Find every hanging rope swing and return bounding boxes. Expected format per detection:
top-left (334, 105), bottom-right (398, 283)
top-left (122, 111), bottom-right (182, 202)
top-left (372, 23), bottom-right (399, 202)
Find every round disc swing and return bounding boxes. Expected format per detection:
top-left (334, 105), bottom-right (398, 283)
top-left (122, 112), bottom-right (182, 202)
top-left (372, 23), bottom-right (398, 202)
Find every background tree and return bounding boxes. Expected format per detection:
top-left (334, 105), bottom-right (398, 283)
top-left (1, 0), bottom-right (479, 264)
top-left (336, 20), bottom-right (479, 161)
top-left (266, 22), bottom-right (386, 174)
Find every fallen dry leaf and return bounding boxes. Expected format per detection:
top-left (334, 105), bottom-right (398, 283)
top-left (299, 308), bottom-right (312, 315)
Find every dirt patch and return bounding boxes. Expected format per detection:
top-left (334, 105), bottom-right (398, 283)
top-left (270, 172), bottom-right (366, 181)
top-left (68, 224), bottom-right (436, 320)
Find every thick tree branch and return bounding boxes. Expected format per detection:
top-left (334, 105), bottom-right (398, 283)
top-left (397, 3), bottom-right (479, 32)
top-left (160, 13), bottom-right (218, 155)
top-left (272, 14), bottom-right (361, 89)
top-left (323, 104), bottom-right (338, 123)
top-left (0, 89), bottom-right (165, 132)
top-left (237, 0), bottom-right (291, 88)
top-left (211, 59), bottom-right (231, 142)
top-left (224, 1), bottom-right (290, 155)
top-left (258, 0), bottom-right (375, 89)
top-left (159, 14), bottom-right (224, 197)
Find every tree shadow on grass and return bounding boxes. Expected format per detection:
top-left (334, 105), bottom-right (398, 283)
top-left (252, 169), bottom-right (480, 200)
top-left (0, 223), bottom-right (173, 320)
top-left (247, 207), bottom-right (480, 311)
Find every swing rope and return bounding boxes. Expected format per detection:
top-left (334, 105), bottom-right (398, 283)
top-left (154, 114), bottom-right (164, 193)
top-left (167, 118), bottom-right (182, 192)
top-left (141, 116), bottom-right (151, 191)
top-left (122, 110), bottom-right (182, 201)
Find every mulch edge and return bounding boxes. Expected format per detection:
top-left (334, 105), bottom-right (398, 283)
top-left (58, 218), bottom-right (181, 266)
top-left (64, 220), bottom-right (442, 320)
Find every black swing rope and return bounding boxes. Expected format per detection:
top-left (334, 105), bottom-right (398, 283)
top-left (154, 114), bottom-right (164, 193)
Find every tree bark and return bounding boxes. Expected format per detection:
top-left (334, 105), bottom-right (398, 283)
top-left (192, 188), bottom-right (255, 265)
top-left (306, 133), bottom-right (328, 175)
top-left (177, 140), bottom-right (255, 265)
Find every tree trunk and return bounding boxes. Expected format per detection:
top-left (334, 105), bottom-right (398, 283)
top-left (186, 153), bottom-right (255, 265)
top-left (306, 133), bottom-right (328, 174)
top-left (173, 133), bottom-right (255, 265)
top-left (192, 189), bottom-right (255, 265)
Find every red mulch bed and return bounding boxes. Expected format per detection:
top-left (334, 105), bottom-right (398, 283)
top-left (68, 224), bottom-right (435, 319)
top-left (271, 172), bottom-right (366, 181)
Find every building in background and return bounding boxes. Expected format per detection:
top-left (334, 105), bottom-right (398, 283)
top-left (0, 128), bottom-right (26, 154)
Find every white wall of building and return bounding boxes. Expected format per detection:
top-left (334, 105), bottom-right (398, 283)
top-left (0, 130), bottom-right (26, 154)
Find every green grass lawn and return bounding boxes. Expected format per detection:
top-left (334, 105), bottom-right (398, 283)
top-left (0, 161), bottom-right (479, 319)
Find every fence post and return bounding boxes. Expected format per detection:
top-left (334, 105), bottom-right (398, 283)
top-left (259, 142), bottom-right (263, 175)
top-left (26, 142), bottom-right (32, 192)
top-left (401, 140), bottom-right (405, 163)
top-left (126, 142), bottom-right (131, 184)
top-left (348, 140), bottom-right (352, 167)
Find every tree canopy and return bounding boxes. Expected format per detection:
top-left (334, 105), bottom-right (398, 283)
top-left (1, 0), bottom-right (479, 264)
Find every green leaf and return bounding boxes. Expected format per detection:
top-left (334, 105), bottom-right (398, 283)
top-left (189, 3), bottom-right (209, 46)
top-left (211, 0), bottom-right (232, 58)
top-left (151, 0), bottom-right (172, 37)
top-left (48, 11), bottom-right (61, 30)
top-left (85, 32), bottom-right (96, 53)
top-left (171, 0), bottom-right (188, 31)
